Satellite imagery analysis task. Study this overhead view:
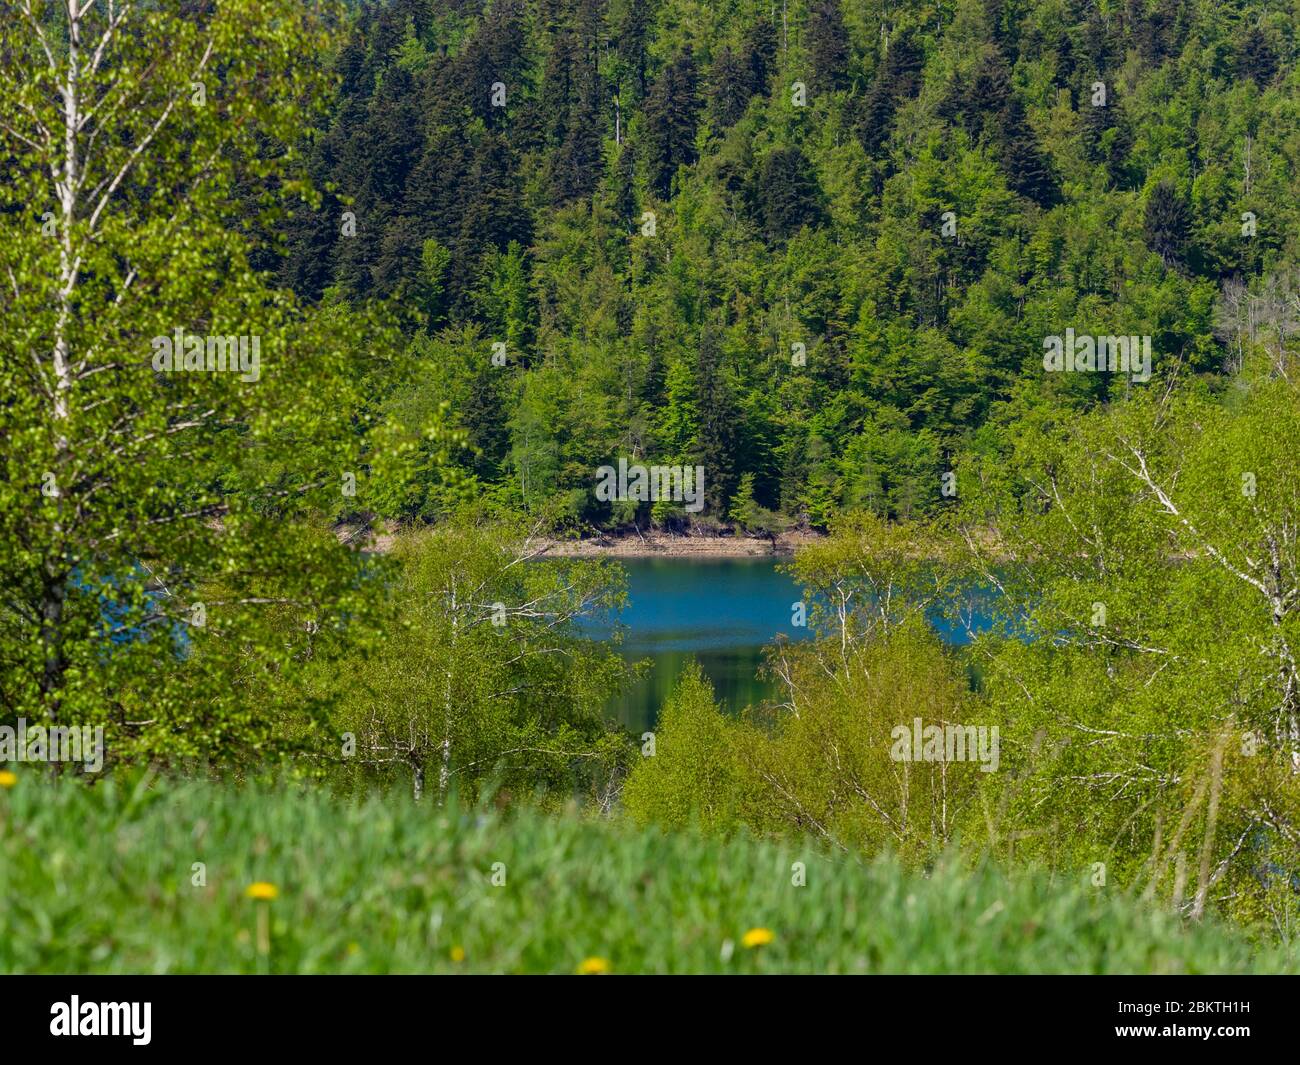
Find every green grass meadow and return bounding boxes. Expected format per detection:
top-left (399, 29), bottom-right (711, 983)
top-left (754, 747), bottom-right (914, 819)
top-left (0, 772), bottom-right (1293, 975)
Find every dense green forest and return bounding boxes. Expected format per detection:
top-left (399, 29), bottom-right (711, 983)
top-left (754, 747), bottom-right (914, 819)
top-left (278, 0), bottom-right (1298, 532)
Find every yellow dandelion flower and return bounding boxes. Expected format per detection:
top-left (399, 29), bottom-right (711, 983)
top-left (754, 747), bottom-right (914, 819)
top-left (575, 956), bottom-right (610, 975)
top-left (741, 927), bottom-right (774, 949)
top-left (450, 945), bottom-right (466, 963)
top-left (245, 881), bottom-right (278, 901)
top-left (0, 770), bottom-right (15, 788)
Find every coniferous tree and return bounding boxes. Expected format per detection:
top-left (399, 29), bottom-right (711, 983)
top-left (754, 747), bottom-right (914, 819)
top-left (694, 326), bottom-right (739, 515)
top-left (611, 0), bottom-right (652, 100)
top-left (984, 0), bottom-right (1016, 62)
top-left (1081, 7), bottom-right (1114, 70)
top-left (855, 32), bottom-right (923, 153)
top-left (540, 32), bottom-right (578, 148)
top-left (643, 49), bottom-right (702, 198)
top-left (757, 145), bottom-right (825, 243)
top-left (1048, 24), bottom-right (1076, 93)
top-left (778, 433), bottom-right (810, 520)
top-left (331, 65), bottom-right (424, 297)
top-left (464, 363), bottom-right (511, 481)
top-left (1238, 27), bottom-right (1278, 86)
top-left (448, 135), bottom-right (532, 314)
top-left (638, 319), bottom-right (667, 409)
top-left (1143, 179), bottom-right (1191, 270)
top-left (960, 51), bottom-right (1057, 207)
top-left (968, 49), bottom-right (1012, 119)
top-left (740, 16), bottom-right (778, 97)
top-left (709, 46), bottom-right (752, 131)
top-left (1130, 0), bottom-right (1183, 64)
top-left (553, 59), bottom-right (606, 204)
top-left (464, 0), bottom-right (530, 129)
top-left (997, 95), bottom-right (1059, 207)
top-left (858, 78), bottom-right (897, 154)
top-left (884, 32), bottom-right (925, 98)
top-left (1081, 94), bottom-right (1134, 187)
top-left (404, 128), bottom-right (473, 253)
top-left (807, 0), bottom-right (851, 95)
top-left (281, 140), bottom-right (343, 301)
top-left (612, 144), bottom-right (639, 230)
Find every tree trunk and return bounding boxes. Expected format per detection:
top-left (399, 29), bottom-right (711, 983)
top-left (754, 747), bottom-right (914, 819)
top-left (42, 7), bottom-right (84, 763)
top-left (439, 579), bottom-right (457, 806)
top-left (1191, 727), bottom-right (1229, 920)
top-left (438, 735), bottom-right (451, 804)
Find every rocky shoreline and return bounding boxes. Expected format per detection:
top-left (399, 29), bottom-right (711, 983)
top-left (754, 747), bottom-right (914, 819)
top-left (338, 521), bottom-right (825, 558)
top-left (533, 530), bottom-right (823, 557)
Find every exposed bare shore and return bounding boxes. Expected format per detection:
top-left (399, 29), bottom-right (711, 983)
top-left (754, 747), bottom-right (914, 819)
top-left (336, 522), bottom-right (824, 557)
top-left (534, 531), bottom-right (824, 558)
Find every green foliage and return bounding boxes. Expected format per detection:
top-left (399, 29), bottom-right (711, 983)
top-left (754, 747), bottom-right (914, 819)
top-left (299, 515), bottom-right (635, 804)
top-left (954, 363), bottom-right (1300, 932)
top-left (625, 513), bottom-right (977, 862)
top-left (622, 662), bottom-right (749, 832)
top-left (0, 0), bottom-right (397, 764)
top-left (728, 471), bottom-right (784, 536)
top-left (625, 620), bottom-right (979, 863)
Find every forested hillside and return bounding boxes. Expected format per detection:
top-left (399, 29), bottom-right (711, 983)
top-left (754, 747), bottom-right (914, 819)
top-left (279, 0), bottom-right (1298, 531)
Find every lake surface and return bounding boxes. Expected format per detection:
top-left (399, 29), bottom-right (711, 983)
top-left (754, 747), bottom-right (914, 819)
top-left (589, 556), bottom-right (991, 733)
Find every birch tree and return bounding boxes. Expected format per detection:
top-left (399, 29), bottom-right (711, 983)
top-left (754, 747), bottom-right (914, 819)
top-left (327, 516), bottom-right (633, 805)
top-left (957, 365), bottom-right (1300, 927)
top-left (0, 1), bottom-right (384, 764)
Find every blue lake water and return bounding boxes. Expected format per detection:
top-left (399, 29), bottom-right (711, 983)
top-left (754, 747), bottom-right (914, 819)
top-left (586, 556), bottom-right (994, 732)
